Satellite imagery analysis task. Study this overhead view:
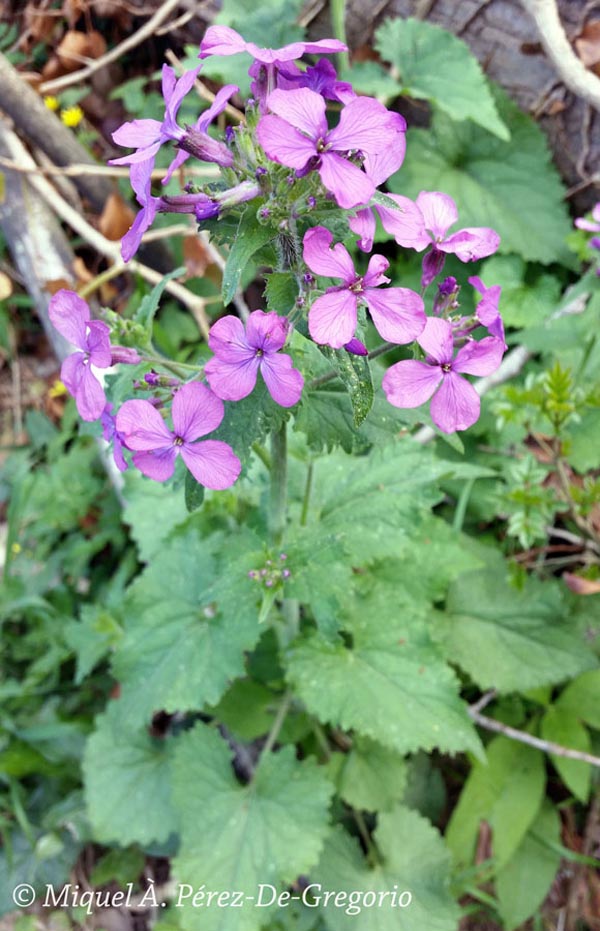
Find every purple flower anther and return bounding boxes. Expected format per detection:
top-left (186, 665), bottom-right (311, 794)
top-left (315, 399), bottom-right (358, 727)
top-left (205, 310), bottom-right (304, 408)
top-left (382, 317), bottom-right (505, 433)
top-left (257, 88), bottom-right (396, 209)
top-left (49, 290), bottom-right (112, 421)
top-left (303, 226), bottom-right (426, 349)
top-left (115, 381), bottom-right (241, 488)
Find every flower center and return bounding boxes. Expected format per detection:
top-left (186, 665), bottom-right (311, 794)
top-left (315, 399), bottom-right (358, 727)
top-left (256, 348), bottom-right (264, 357)
top-left (349, 277), bottom-right (364, 294)
top-left (316, 138), bottom-right (329, 153)
top-left (174, 436), bottom-right (184, 446)
top-left (441, 363), bottom-right (452, 373)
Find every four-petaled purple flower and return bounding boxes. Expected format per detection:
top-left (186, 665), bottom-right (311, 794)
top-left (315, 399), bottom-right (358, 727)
top-left (385, 191), bottom-right (500, 287)
top-left (199, 26), bottom-right (346, 64)
top-left (382, 317), bottom-right (505, 433)
top-left (469, 276), bottom-right (505, 345)
top-left (49, 290), bottom-right (112, 421)
top-left (257, 88), bottom-right (395, 209)
top-left (116, 382), bottom-right (241, 487)
top-left (110, 65), bottom-right (237, 182)
top-left (205, 310), bottom-right (304, 407)
top-left (303, 226), bottom-right (426, 349)
top-left (277, 59), bottom-right (355, 104)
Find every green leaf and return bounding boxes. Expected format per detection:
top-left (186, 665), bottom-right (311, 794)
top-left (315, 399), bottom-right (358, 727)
top-left (540, 706), bottom-right (591, 802)
top-left (315, 808), bottom-right (459, 931)
top-left (172, 723), bottom-right (333, 931)
top-left (317, 347), bottom-right (374, 427)
top-left (209, 679), bottom-right (276, 741)
top-left (222, 211), bottom-right (274, 305)
top-left (441, 566), bottom-right (597, 691)
top-left (122, 470), bottom-right (188, 561)
top-left (332, 736), bottom-right (407, 812)
top-left (376, 17), bottom-right (509, 139)
top-left (478, 255), bottom-right (561, 329)
top-left (446, 736), bottom-right (546, 870)
top-left (495, 802), bottom-right (561, 930)
top-left (83, 703), bottom-right (178, 846)
top-left (287, 581), bottom-right (482, 758)
top-left (391, 89), bottom-right (571, 264)
top-left (568, 409), bottom-right (600, 473)
top-left (184, 470), bottom-right (205, 512)
top-left (112, 529), bottom-right (263, 727)
top-left (134, 267), bottom-right (185, 333)
top-left (265, 272), bottom-right (299, 314)
top-left (557, 670), bottom-right (600, 728)
top-left (64, 604), bottom-right (122, 684)
top-left (212, 378), bottom-right (288, 466)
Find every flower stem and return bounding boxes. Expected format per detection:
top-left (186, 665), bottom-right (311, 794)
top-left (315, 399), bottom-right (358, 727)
top-left (269, 422), bottom-right (288, 547)
top-left (300, 461), bottom-right (314, 527)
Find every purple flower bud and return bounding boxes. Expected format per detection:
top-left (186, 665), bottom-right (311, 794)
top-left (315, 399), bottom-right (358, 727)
top-left (225, 126), bottom-right (235, 144)
top-left (259, 207), bottom-right (270, 219)
top-left (433, 276), bottom-right (460, 316)
top-left (421, 247), bottom-right (446, 289)
top-left (195, 201), bottom-right (221, 221)
top-left (256, 166), bottom-right (267, 178)
top-left (282, 569), bottom-right (291, 579)
top-left (180, 126), bottom-right (235, 167)
top-left (286, 175), bottom-right (295, 186)
top-left (265, 579), bottom-right (274, 587)
top-left (307, 196), bottom-right (317, 208)
top-left (248, 570), bottom-right (258, 579)
top-left (259, 568), bottom-right (267, 578)
top-left (144, 371), bottom-right (160, 387)
top-left (110, 346), bottom-right (142, 365)
top-left (303, 273), bottom-right (313, 284)
top-left (438, 276), bottom-right (458, 297)
top-left (279, 553), bottom-right (287, 561)
top-left (343, 338), bottom-right (368, 356)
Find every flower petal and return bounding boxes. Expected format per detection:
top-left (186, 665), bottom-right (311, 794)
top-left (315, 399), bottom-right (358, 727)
top-left (111, 119), bottom-right (162, 149)
top-left (197, 84), bottom-right (240, 132)
top-left (132, 447), bottom-right (178, 482)
top-left (266, 88), bottom-right (327, 138)
top-left (362, 254), bottom-right (390, 288)
top-left (318, 153), bottom-right (374, 209)
top-left (348, 207), bottom-right (376, 252)
top-left (199, 25), bottom-right (248, 58)
top-left (453, 337), bottom-right (505, 376)
top-left (86, 320), bottom-right (112, 368)
top-left (246, 310), bottom-right (289, 352)
top-left (416, 191), bottom-right (458, 240)
top-left (60, 353), bottom-right (84, 396)
top-left (181, 440), bottom-right (241, 490)
top-left (376, 194), bottom-right (430, 250)
top-left (364, 287), bottom-right (426, 344)
top-left (204, 356), bottom-right (259, 402)
top-left (303, 226), bottom-right (355, 281)
top-left (257, 115), bottom-right (317, 169)
top-left (260, 353), bottom-right (304, 407)
top-left (430, 371), bottom-right (480, 433)
top-left (439, 227), bottom-right (500, 261)
top-left (116, 399), bottom-right (173, 450)
top-left (382, 359), bottom-right (441, 408)
top-left (327, 97), bottom-right (393, 155)
top-left (49, 290), bottom-right (89, 348)
top-left (75, 362), bottom-right (107, 422)
top-left (417, 316), bottom-right (454, 364)
top-left (208, 314), bottom-right (252, 361)
top-left (308, 289), bottom-right (358, 348)
top-left (172, 381), bottom-right (225, 441)
top-left (361, 114), bottom-right (407, 186)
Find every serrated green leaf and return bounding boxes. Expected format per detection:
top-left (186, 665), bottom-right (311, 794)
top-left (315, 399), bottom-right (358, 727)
top-left (112, 529), bottom-right (263, 727)
top-left (478, 255), bottom-right (561, 329)
top-left (83, 703), bottom-right (178, 846)
top-left (172, 723), bottom-right (333, 931)
top-left (222, 211), bottom-right (274, 305)
top-left (184, 470), bottom-right (205, 512)
top-left (317, 347), bottom-right (374, 427)
top-left (265, 272), bottom-right (299, 313)
top-left (376, 17), bottom-right (509, 139)
top-left (441, 566), bottom-right (597, 691)
top-left (212, 378), bottom-right (289, 467)
top-left (122, 470), bottom-right (188, 561)
top-left (315, 808), bottom-right (459, 931)
top-left (495, 802), bottom-right (561, 930)
top-left (392, 89), bottom-right (571, 264)
top-left (540, 706), bottom-right (591, 802)
top-left (446, 736), bottom-right (546, 870)
top-left (333, 736), bottom-right (407, 812)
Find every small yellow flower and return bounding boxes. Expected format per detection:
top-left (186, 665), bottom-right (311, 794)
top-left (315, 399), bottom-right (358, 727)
top-left (43, 95), bottom-right (60, 111)
top-left (49, 379), bottom-right (67, 398)
top-left (60, 105), bottom-right (84, 128)
top-left (11, 542), bottom-right (21, 555)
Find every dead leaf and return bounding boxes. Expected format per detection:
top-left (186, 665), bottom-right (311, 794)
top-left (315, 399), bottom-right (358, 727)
top-left (44, 277), bottom-right (72, 295)
top-left (72, 257), bottom-right (94, 284)
top-left (183, 235), bottom-right (213, 278)
top-left (42, 29), bottom-right (107, 79)
top-left (98, 193), bottom-right (134, 241)
top-left (563, 573), bottom-right (600, 595)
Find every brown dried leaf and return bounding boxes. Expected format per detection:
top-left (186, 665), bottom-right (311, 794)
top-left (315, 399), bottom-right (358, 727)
top-left (575, 21), bottom-right (600, 73)
top-left (43, 29), bottom-right (108, 78)
top-left (98, 193), bottom-right (134, 241)
top-left (72, 257), bottom-right (94, 284)
top-left (183, 235), bottom-right (213, 278)
top-left (563, 572), bottom-right (600, 595)
top-left (44, 278), bottom-right (72, 295)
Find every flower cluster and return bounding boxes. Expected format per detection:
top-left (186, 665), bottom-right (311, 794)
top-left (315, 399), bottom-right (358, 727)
top-left (48, 26), bottom-right (508, 488)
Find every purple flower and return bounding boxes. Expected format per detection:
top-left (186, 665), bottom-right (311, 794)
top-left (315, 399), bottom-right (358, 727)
top-left (257, 88), bottom-right (395, 209)
top-left (398, 192), bottom-right (500, 288)
top-left (49, 290), bottom-right (111, 421)
top-left (469, 276), bottom-right (505, 345)
top-left (277, 59), bottom-right (355, 104)
top-left (199, 26), bottom-right (346, 64)
top-left (121, 161), bottom-right (162, 262)
top-left (574, 202), bottom-right (600, 232)
top-left (303, 226), bottom-right (426, 349)
top-left (101, 404), bottom-right (128, 472)
top-left (115, 382), bottom-right (241, 488)
top-left (205, 310), bottom-right (304, 407)
top-left (382, 317), bottom-right (505, 433)
top-left (110, 65), bottom-right (237, 182)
